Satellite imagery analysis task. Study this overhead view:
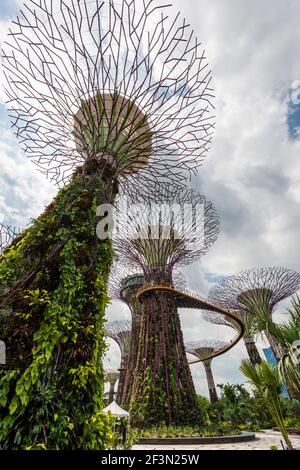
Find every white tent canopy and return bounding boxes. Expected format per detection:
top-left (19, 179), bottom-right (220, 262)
top-left (102, 401), bottom-right (130, 418)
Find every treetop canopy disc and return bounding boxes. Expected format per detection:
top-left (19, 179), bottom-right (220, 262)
top-left (2, 0), bottom-right (215, 195)
top-left (73, 92), bottom-right (152, 175)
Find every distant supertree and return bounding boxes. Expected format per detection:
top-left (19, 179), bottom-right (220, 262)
top-left (185, 340), bottom-right (228, 403)
top-left (0, 0), bottom-right (215, 448)
top-left (202, 310), bottom-right (262, 366)
top-left (0, 224), bottom-right (19, 256)
top-left (103, 320), bottom-right (131, 404)
top-left (109, 268), bottom-right (144, 407)
top-left (208, 267), bottom-right (300, 362)
top-left (114, 188), bottom-right (220, 425)
top-left (115, 188), bottom-right (220, 282)
top-left (104, 369), bottom-right (120, 404)
top-left (108, 264), bottom-right (186, 407)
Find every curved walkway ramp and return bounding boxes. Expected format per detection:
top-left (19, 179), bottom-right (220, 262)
top-left (136, 284), bottom-right (245, 364)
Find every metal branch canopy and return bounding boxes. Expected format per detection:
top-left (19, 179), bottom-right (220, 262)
top-left (103, 320), bottom-right (131, 356)
top-left (208, 267), bottom-right (300, 314)
top-left (185, 339), bottom-right (229, 361)
top-left (114, 188), bottom-right (220, 281)
top-left (0, 224), bottom-right (18, 256)
top-left (2, 0), bottom-right (215, 195)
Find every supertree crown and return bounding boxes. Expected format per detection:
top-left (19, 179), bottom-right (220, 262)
top-left (2, 0), bottom-right (215, 195)
top-left (113, 188), bottom-right (220, 282)
top-left (104, 369), bottom-right (120, 385)
top-left (103, 320), bottom-right (131, 356)
top-left (202, 309), bottom-right (255, 336)
top-left (185, 339), bottom-right (228, 361)
top-left (0, 224), bottom-right (19, 256)
top-left (208, 267), bottom-right (300, 315)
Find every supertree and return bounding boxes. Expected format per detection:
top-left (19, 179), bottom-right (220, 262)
top-left (108, 265), bottom-right (144, 406)
top-left (185, 340), bottom-right (227, 403)
top-left (103, 320), bottom-right (131, 404)
top-left (202, 310), bottom-right (262, 366)
top-left (208, 267), bottom-right (300, 363)
top-left (108, 264), bottom-right (186, 407)
top-left (0, 0), bottom-right (214, 448)
top-left (114, 188), bottom-right (220, 425)
top-left (104, 369), bottom-right (120, 404)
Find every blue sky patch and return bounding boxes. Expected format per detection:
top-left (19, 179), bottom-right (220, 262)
top-left (205, 273), bottom-right (225, 284)
top-left (287, 84), bottom-right (300, 140)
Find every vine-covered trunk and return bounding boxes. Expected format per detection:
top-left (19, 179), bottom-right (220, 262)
top-left (130, 290), bottom-right (199, 426)
top-left (203, 360), bottom-right (218, 403)
top-left (244, 337), bottom-right (262, 366)
top-left (0, 164), bottom-right (116, 449)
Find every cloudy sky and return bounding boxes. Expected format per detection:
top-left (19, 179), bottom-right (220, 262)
top-left (1, 0), bottom-right (300, 398)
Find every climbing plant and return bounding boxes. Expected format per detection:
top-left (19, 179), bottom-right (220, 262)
top-left (130, 290), bottom-right (200, 427)
top-left (0, 162), bottom-right (116, 449)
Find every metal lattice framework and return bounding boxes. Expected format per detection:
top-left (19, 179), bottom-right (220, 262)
top-left (108, 264), bottom-right (144, 302)
top-left (103, 320), bottom-right (131, 356)
top-left (202, 309), bottom-right (255, 337)
top-left (208, 267), bottom-right (300, 316)
top-left (2, 0), bottom-right (215, 196)
top-left (185, 339), bottom-right (228, 362)
top-left (0, 224), bottom-right (19, 256)
top-left (114, 188), bottom-right (219, 281)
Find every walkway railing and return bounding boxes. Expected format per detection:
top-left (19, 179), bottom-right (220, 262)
top-left (136, 283), bottom-right (245, 364)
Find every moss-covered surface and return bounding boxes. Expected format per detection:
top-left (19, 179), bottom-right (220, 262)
top-left (130, 290), bottom-right (200, 426)
top-left (0, 164), bottom-right (116, 449)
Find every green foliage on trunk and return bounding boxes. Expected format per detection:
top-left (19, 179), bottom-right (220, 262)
top-left (130, 291), bottom-right (200, 427)
top-left (0, 169), bottom-right (115, 449)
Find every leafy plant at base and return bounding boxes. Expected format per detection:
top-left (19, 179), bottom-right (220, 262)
top-left (240, 359), bottom-right (293, 450)
top-left (252, 295), bottom-right (300, 399)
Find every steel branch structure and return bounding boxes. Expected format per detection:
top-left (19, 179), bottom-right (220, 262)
top-left (0, 224), bottom-right (19, 256)
top-left (202, 309), bottom-right (262, 366)
top-left (185, 339), bottom-right (228, 403)
top-left (2, 0), bottom-right (215, 196)
top-left (208, 267), bottom-right (300, 362)
top-left (104, 320), bottom-right (131, 357)
top-left (114, 188), bottom-right (220, 282)
top-left (104, 369), bottom-right (120, 403)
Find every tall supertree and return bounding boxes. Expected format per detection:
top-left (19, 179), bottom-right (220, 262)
top-left (0, 0), bottom-right (214, 448)
top-left (114, 188), bottom-right (220, 425)
top-left (185, 340), bottom-right (227, 403)
top-left (108, 264), bottom-right (186, 407)
top-left (208, 267), bottom-right (300, 362)
top-left (202, 310), bottom-right (262, 366)
top-left (103, 321), bottom-right (131, 405)
top-left (104, 369), bottom-right (120, 404)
